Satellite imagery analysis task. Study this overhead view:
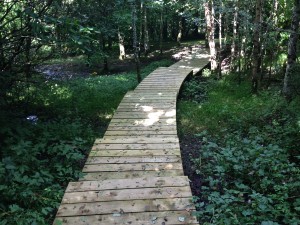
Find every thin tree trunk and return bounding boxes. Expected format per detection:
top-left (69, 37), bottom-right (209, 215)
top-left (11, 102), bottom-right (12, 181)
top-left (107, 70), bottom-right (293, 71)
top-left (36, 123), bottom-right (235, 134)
top-left (204, 1), bottom-right (217, 70)
top-left (144, 4), bottom-right (149, 55)
top-left (273, 0), bottom-right (279, 26)
top-left (231, 3), bottom-right (238, 70)
top-left (118, 29), bottom-right (126, 60)
top-left (283, 0), bottom-right (300, 99)
top-left (177, 17), bottom-right (183, 46)
top-left (251, 0), bottom-right (263, 93)
top-left (238, 34), bottom-right (242, 84)
top-left (218, 3), bottom-right (222, 50)
top-left (0, 35), bottom-right (4, 70)
top-left (160, 9), bottom-right (163, 55)
top-left (139, 1), bottom-right (143, 57)
top-left (131, 1), bottom-right (141, 83)
top-left (224, 11), bottom-right (229, 45)
top-left (23, 0), bottom-right (35, 79)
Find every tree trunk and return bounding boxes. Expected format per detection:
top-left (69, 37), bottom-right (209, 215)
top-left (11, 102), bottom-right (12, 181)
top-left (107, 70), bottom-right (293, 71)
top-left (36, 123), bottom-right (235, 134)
top-left (273, 0), bottom-right (279, 26)
top-left (251, 0), bottom-right (263, 93)
top-left (204, 1), bottom-right (217, 70)
top-left (177, 17), bottom-right (183, 46)
top-left (139, 1), bottom-right (143, 57)
top-left (283, 0), bottom-right (300, 99)
top-left (0, 35), bottom-right (5, 71)
top-left (24, 1), bottom-right (34, 78)
top-left (118, 29), bottom-right (126, 60)
top-left (160, 9), bottom-right (163, 55)
top-left (144, 5), bottom-right (149, 55)
top-left (218, 3), bottom-right (222, 50)
top-left (231, 3), bottom-right (238, 69)
top-left (131, 1), bottom-right (141, 83)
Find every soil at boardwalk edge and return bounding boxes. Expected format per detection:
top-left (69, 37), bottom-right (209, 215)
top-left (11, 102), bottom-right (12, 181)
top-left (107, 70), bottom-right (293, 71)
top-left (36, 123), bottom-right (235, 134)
top-left (179, 135), bottom-right (203, 198)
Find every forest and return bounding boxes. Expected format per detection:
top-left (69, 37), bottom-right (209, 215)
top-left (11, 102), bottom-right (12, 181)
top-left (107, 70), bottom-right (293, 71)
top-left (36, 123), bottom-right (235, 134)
top-left (0, 0), bottom-right (300, 224)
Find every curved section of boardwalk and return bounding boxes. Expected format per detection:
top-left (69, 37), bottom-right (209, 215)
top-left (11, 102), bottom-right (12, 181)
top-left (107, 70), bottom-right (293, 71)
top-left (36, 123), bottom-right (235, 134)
top-left (54, 48), bottom-right (209, 225)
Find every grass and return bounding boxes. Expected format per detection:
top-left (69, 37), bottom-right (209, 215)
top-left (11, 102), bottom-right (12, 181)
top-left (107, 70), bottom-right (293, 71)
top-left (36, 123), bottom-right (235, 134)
top-left (178, 76), bottom-right (290, 136)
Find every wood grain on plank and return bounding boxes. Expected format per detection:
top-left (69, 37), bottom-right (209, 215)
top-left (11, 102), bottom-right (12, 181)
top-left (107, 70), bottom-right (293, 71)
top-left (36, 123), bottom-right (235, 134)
top-left (54, 210), bottom-right (198, 225)
top-left (56, 198), bottom-right (194, 216)
top-left (81, 170), bottom-right (184, 181)
top-left (82, 162), bottom-right (183, 172)
top-left (109, 118), bottom-right (177, 125)
top-left (61, 186), bottom-right (192, 204)
top-left (91, 143), bottom-right (179, 150)
top-left (88, 149), bottom-right (181, 157)
top-left (95, 137), bottom-right (179, 144)
top-left (66, 176), bottom-right (190, 192)
top-left (85, 156), bottom-right (181, 164)
top-left (104, 130), bottom-right (177, 136)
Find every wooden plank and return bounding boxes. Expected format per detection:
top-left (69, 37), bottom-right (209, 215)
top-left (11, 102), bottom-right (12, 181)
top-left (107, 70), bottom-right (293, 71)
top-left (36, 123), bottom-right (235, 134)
top-left (109, 118), bottom-right (177, 125)
top-left (106, 124), bottom-right (177, 130)
top-left (121, 100), bottom-right (176, 104)
top-left (104, 130), bottom-right (177, 136)
top-left (95, 136), bottom-right (178, 143)
top-left (88, 149), bottom-right (181, 157)
top-left (108, 122), bottom-right (176, 127)
top-left (139, 80), bottom-right (185, 83)
top-left (113, 110), bottom-right (176, 115)
top-left (82, 162), bottom-right (183, 172)
top-left (56, 198), bottom-right (194, 216)
top-left (95, 138), bottom-right (179, 145)
top-left (135, 85), bottom-right (181, 88)
top-left (130, 90), bottom-right (178, 94)
top-left (80, 170), bottom-right (184, 181)
top-left (134, 85), bottom-right (177, 88)
top-left (61, 186), bottom-right (192, 204)
top-left (138, 82), bottom-right (183, 85)
top-left (54, 210), bottom-right (198, 225)
top-left (66, 176), bottom-right (190, 192)
top-left (85, 156), bottom-right (181, 164)
top-left (91, 143), bottom-right (179, 150)
top-left (115, 108), bottom-right (176, 114)
top-left (126, 93), bottom-right (178, 96)
top-left (116, 105), bottom-right (175, 109)
top-left (111, 114), bottom-right (176, 119)
top-left (123, 95), bottom-right (175, 99)
top-left (116, 106), bottom-right (176, 111)
top-left (106, 125), bottom-right (177, 131)
top-left (116, 105), bottom-right (176, 110)
top-left (117, 102), bottom-right (176, 110)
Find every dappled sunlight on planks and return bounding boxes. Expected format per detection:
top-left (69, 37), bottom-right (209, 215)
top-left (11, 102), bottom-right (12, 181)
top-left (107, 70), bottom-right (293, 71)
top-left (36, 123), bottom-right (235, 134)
top-left (54, 48), bottom-right (210, 225)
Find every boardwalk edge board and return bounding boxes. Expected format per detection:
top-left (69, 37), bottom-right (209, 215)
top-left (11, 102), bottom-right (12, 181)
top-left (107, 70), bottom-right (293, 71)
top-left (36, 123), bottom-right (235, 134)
top-left (54, 47), bottom-right (209, 224)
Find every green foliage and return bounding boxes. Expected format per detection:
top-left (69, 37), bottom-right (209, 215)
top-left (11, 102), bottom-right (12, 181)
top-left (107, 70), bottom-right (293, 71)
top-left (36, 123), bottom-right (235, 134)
top-left (0, 118), bottom-right (93, 225)
top-left (180, 76), bottom-right (214, 103)
top-left (178, 74), bottom-right (300, 225)
top-left (193, 127), bottom-right (300, 225)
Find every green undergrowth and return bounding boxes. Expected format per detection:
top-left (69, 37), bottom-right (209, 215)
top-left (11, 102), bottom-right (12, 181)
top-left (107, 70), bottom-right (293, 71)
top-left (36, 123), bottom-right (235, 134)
top-left (178, 75), bottom-right (300, 225)
top-left (0, 59), bottom-right (172, 225)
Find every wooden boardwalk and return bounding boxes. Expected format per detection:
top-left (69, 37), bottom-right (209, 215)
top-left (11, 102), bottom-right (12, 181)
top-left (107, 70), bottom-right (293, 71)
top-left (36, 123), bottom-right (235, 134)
top-left (54, 47), bottom-right (209, 225)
